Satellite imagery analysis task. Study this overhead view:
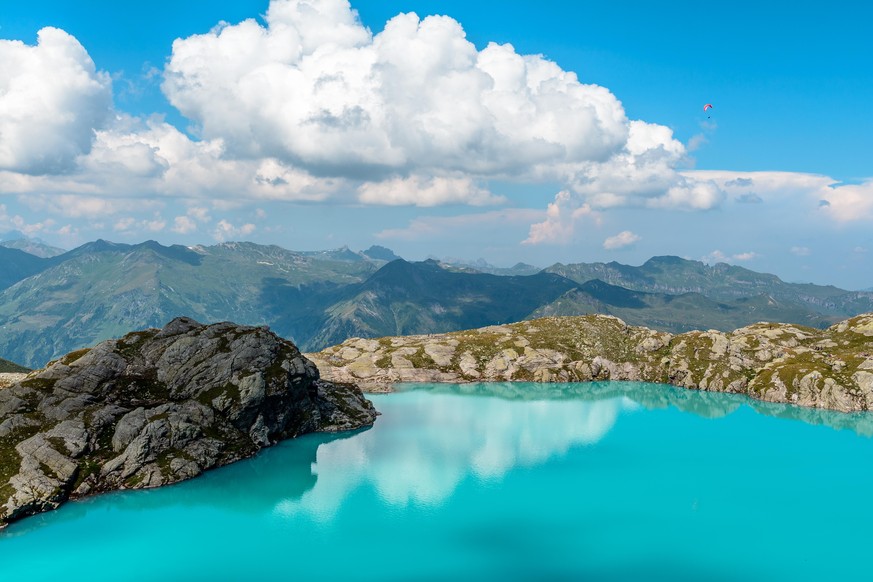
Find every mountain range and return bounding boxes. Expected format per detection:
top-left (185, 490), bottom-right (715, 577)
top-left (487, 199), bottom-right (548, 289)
top-left (544, 256), bottom-right (873, 315)
top-left (0, 237), bottom-right (870, 368)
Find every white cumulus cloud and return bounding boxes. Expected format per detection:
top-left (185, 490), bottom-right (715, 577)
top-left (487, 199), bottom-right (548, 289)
top-left (358, 175), bottom-right (503, 206)
top-left (160, 0), bottom-right (728, 216)
top-left (603, 230), bottom-right (640, 250)
top-left (523, 191), bottom-right (601, 245)
top-left (0, 1), bottom-right (743, 231)
top-left (1, 116), bottom-right (344, 205)
top-left (818, 182), bottom-right (873, 223)
top-left (0, 204), bottom-right (56, 237)
top-left (0, 27), bottom-right (112, 174)
top-left (563, 121), bottom-right (723, 211)
top-left (212, 219), bottom-right (256, 242)
top-left (162, 0), bottom-right (629, 184)
top-left (690, 170), bottom-right (873, 223)
top-left (171, 215), bottom-right (198, 234)
top-left (2, 0), bottom-right (868, 251)
top-left (703, 250), bottom-right (759, 264)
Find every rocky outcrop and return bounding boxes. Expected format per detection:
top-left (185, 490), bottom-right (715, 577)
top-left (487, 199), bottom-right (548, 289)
top-left (308, 313), bottom-right (873, 413)
top-left (0, 317), bottom-right (376, 529)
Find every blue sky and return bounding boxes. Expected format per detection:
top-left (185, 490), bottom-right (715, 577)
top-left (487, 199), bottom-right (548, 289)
top-left (1, 0), bottom-right (870, 288)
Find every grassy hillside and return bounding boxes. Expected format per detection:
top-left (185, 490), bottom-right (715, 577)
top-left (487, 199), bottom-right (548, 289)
top-left (0, 241), bottom-right (380, 367)
top-left (0, 357), bottom-right (29, 373)
top-left (0, 247), bottom-right (50, 291)
top-left (310, 312), bottom-right (873, 413)
top-left (300, 259), bottom-right (580, 349)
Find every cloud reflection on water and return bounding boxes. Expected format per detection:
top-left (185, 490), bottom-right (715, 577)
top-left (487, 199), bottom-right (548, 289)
top-left (275, 381), bottom-right (873, 521)
top-left (275, 388), bottom-right (637, 519)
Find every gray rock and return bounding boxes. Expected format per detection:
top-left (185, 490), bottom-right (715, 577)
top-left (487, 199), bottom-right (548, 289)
top-left (16, 434), bottom-right (78, 482)
top-left (45, 420), bottom-right (89, 458)
top-left (0, 317), bottom-right (376, 529)
top-left (112, 407), bottom-right (148, 452)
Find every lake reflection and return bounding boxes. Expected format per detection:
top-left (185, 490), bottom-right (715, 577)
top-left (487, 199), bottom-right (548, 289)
top-left (276, 385), bottom-right (637, 518)
top-left (276, 381), bottom-right (873, 520)
top-left (4, 381), bottom-right (873, 582)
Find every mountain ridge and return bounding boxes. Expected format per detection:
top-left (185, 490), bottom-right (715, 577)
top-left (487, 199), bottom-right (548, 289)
top-left (0, 237), bottom-right (65, 259)
top-left (1, 240), bottom-right (870, 369)
top-left (544, 255), bottom-right (871, 317)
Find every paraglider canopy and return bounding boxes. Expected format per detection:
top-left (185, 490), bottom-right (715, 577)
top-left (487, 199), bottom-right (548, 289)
top-left (703, 103), bottom-right (713, 112)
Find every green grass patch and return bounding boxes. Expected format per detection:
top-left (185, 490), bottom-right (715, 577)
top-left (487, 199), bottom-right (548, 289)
top-left (0, 423), bottom-right (43, 490)
top-left (59, 348), bottom-right (91, 366)
top-left (265, 344), bottom-right (296, 386)
top-left (197, 382), bottom-right (241, 407)
top-left (19, 377), bottom-right (57, 391)
top-left (72, 458), bottom-right (102, 491)
top-left (124, 473), bottom-right (145, 488)
top-left (113, 374), bottom-right (171, 403)
top-left (116, 330), bottom-right (159, 361)
top-left (405, 348), bottom-right (435, 369)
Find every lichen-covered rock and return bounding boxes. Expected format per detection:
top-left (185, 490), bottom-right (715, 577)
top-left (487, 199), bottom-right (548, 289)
top-left (0, 317), bottom-right (376, 529)
top-left (308, 313), bottom-right (873, 414)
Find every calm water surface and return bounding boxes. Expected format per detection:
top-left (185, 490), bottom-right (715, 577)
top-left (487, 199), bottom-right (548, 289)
top-left (2, 381), bottom-right (873, 581)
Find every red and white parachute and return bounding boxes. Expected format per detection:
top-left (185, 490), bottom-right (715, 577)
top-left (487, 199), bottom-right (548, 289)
top-left (703, 103), bottom-right (713, 112)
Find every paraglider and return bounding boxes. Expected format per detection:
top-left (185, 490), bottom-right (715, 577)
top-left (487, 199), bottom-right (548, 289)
top-left (703, 103), bottom-right (713, 118)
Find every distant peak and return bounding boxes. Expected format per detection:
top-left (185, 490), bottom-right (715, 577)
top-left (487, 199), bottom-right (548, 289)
top-left (644, 255), bottom-right (689, 265)
top-left (65, 239), bottom-right (202, 265)
top-left (361, 245), bottom-right (401, 262)
top-left (137, 240), bottom-right (167, 250)
top-left (79, 239), bottom-right (126, 252)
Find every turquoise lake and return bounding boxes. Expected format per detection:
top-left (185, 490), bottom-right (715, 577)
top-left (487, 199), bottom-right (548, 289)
top-left (3, 381), bottom-right (873, 581)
